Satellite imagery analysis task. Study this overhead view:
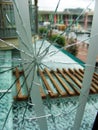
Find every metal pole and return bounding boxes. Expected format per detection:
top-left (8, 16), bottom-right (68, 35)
top-left (73, 0), bottom-right (98, 130)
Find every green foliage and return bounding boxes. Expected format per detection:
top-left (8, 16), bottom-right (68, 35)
top-left (66, 38), bottom-right (78, 56)
top-left (49, 34), bottom-right (66, 47)
top-left (38, 27), bottom-right (48, 37)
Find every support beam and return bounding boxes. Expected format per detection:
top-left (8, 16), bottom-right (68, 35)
top-left (73, 0), bottom-right (98, 130)
top-left (13, 0), bottom-right (48, 130)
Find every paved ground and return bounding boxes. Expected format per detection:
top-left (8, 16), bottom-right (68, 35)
top-left (76, 43), bottom-right (88, 63)
top-left (76, 43), bottom-right (98, 68)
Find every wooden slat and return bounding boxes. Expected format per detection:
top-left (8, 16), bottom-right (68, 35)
top-left (13, 68), bottom-right (29, 100)
top-left (14, 95), bottom-right (28, 101)
top-left (53, 71), bottom-right (75, 96)
top-left (78, 69), bottom-right (97, 93)
top-left (13, 69), bottom-right (24, 75)
top-left (14, 69), bottom-right (46, 100)
top-left (15, 67), bottom-right (23, 98)
top-left (79, 69), bottom-right (84, 74)
top-left (92, 78), bottom-right (98, 86)
top-left (91, 83), bottom-right (98, 91)
top-left (93, 74), bottom-right (98, 81)
top-left (72, 69), bottom-right (98, 91)
top-left (74, 68), bottom-right (98, 90)
top-left (79, 69), bottom-right (98, 79)
top-left (93, 73), bottom-right (98, 81)
top-left (57, 69), bottom-right (79, 95)
top-left (63, 68), bottom-right (82, 89)
top-left (78, 69), bottom-right (98, 89)
top-left (39, 70), bottom-right (58, 97)
top-left (40, 87), bottom-right (46, 99)
top-left (94, 72), bottom-right (98, 77)
top-left (79, 69), bottom-right (98, 84)
top-left (44, 68), bottom-right (67, 96)
top-left (74, 69), bottom-right (83, 79)
top-left (13, 68), bottom-right (98, 100)
top-left (65, 70), bottom-right (96, 93)
top-left (69, 68), bottom-right (82, 82)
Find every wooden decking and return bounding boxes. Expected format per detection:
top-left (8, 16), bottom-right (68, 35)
top-left (13, 68), bottom-right (98, 101)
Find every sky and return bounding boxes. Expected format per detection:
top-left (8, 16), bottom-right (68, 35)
top-left (32, 0), bottom-right (95, 11)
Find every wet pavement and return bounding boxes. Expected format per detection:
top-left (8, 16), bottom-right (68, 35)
top-left (77, 43), bottom-right (88, 63)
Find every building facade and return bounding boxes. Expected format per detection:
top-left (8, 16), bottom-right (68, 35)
top-left (38, 8), bottom-right (93, 31)
top-left (0, 0), bottom-right (38, 38)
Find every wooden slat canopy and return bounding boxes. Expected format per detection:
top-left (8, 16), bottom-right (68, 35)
top-left (13, 68), bottom-right (98, 100)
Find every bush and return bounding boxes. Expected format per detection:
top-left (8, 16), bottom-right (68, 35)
top-left (38, 27), bottom-right (48, 37)
top-left (49, 34), bottom-right (66, 47)
top-left (66, 38), bottom-right (78, 56)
